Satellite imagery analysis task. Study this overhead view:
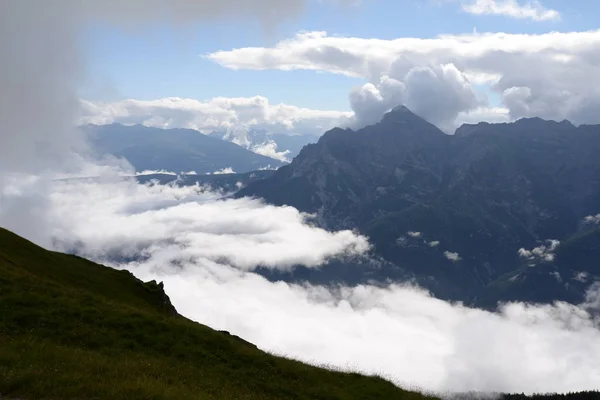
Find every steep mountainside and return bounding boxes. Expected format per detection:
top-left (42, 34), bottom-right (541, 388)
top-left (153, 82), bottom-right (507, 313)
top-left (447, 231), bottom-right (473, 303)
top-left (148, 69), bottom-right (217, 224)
top-left (0, 227), bottom-right (433, 400)
top-left (84, 124), bottom-right (285, 174)
top-left (239, 106), bottom-right (600, 306)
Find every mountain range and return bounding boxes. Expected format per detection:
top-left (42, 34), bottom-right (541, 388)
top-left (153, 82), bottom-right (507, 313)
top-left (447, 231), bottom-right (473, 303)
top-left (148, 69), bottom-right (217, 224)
top-left (239, 106), bottom-right (600, 308)
top-left (84, 124), bottom-right (286, 174)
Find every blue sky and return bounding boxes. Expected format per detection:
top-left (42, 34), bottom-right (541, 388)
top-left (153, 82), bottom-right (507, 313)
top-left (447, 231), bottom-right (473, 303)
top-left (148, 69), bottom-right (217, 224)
top-left (81, 0), bottom-right (597, 112)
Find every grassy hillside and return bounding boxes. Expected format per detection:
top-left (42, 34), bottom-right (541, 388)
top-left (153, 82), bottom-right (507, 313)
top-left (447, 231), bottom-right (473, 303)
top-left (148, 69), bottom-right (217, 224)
top-left (0, 227), bottom-right (435, 400)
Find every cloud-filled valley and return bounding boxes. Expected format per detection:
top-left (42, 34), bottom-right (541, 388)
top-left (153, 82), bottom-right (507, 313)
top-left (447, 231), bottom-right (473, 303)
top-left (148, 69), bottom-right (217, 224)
top-left (2, 0), bottom-right (600, 397)
top-left (2, 173), bottom-right (599, 395)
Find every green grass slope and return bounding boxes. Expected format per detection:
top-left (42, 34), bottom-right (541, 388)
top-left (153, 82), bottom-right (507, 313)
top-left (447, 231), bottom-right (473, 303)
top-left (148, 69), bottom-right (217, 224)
top-left (0, 227), bottom-right (435, 400)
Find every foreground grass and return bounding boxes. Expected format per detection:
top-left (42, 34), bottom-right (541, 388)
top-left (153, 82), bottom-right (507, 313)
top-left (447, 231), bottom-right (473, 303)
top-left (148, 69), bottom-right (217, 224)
top-left (0, 227), bottom-right (435, 400)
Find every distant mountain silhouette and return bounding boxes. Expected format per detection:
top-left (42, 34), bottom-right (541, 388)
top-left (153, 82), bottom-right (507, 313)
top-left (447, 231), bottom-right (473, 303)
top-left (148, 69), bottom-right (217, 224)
top-left (239, 106), bottom-right (600, 307)
top-left (84, 124), bottom-right (285, 174)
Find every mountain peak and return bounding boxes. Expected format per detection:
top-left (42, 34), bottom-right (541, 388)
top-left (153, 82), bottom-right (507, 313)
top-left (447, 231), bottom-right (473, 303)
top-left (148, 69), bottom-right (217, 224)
top-left (390, 105), bottom-right (412, 113)
top-left (382, 105), bottom-right (417, 121)
top-left (378, 105), bottom-right (445, 138)
top-left (381, 105), bottom-right (432, 126)
top-left (515, 117), bottom-right (575, 129)
top-left (455, 117), bottom-right (576, 137)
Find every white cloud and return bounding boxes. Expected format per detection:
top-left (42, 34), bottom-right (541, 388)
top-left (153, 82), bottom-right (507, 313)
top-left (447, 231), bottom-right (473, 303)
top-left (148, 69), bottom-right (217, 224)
top-left (456, 106), bottom-right (511, 126)
top-left (211, 167), bottom-right (236, 175)
top-left (402, 63), bottom-right (482, 130)
top-left (584, 214), bottom-right (600, 224)
top-left (160, 269), bottom-right (600, 395)
top-left (428, 241), bottom-right (441, 247)
top-left (3, 173), bottom-right (599, 395)
top-left (444, 251), bottom-right (462, 262)
top-left (518, 248), bottom-right (533, 258)
top-left (36, 176), bottom-right (370, 271)
top-left (396, 236), bottom-right (408, 246)
top-left (518, 240), bottom-right (560, 264)
top-left (407, 231), bottom-right (422, 238)
top-left (207, 29), bottom-right (600, 129)
top-left (583, 283), bottom-right (600, 310)
top-left (574, 272), bottom-right (590, 283)
top-left (79, 97), bottom-right (352, 137)
top-left (135, 169), bottom-right (177, 176)
top-left (462, 0), bottom-right (560, 21)
top-left (551, 271), bottom-right (562, 282)
top-left (258, 165), bottom-right (279, 171)
top-left (251, 141), bottom-right (292, 163)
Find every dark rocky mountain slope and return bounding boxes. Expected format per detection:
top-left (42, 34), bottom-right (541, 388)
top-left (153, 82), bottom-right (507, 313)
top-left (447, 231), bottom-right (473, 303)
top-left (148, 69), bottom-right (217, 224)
top-left (238, 106), bottom-right (600, 307)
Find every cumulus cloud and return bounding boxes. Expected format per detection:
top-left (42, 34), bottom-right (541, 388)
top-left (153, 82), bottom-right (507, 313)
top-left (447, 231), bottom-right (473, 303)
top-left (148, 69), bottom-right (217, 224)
top-left (402, 64), bottom-right (482, 130)
top-left (251, 141), bottom-right (292, 162)
top-left (3, 174), bottom-right (598, 395)
top-left (207, 29), bottom-right (600, 128)
top-left (584, 214), bottom-right (600, 225)
top-left (347, 64), bottom-right (482, 130)
top-left (407, 231), bottom-right (422, 238)
top-left (349, 78), bottom-right (406, 127)
top-left (518, 240), bottom-right (560, 264)
top-left (444, 251), bottom-right (462, 262)
top-left (574, 272), bottom-right (590, 283)
top-left (582, 282), bottom-right (600, 310)
top-left (211, 167), bottom-right (237, 175)
top-left (428, 241), bottom-right (441, 247)
top-left (462, 0), bottom-right (560, 21)
top-left (79, 97), bottom-right (352, 137)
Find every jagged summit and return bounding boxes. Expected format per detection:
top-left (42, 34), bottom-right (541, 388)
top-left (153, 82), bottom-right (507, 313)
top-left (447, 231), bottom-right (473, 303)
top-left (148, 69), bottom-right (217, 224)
top-left (514, 116), bottom-right (575, 128)
top-left (390, 105), bottom-right (412, 113)
top-left (455, 116), bottom-right (577, 137)
top-left (382, 105), bottom-right (426, 124)
top-left (315, 105), bottom-right (443, 146)
top-left (376, 105), bottom-right (447, 139)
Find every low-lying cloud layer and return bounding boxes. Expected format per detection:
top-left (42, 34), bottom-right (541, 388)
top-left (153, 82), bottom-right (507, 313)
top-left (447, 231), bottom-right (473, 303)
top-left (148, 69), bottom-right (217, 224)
top-left (45, 177), bottom-right (369, 271)
top-left (3, 173), bottom-right (599, 395)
